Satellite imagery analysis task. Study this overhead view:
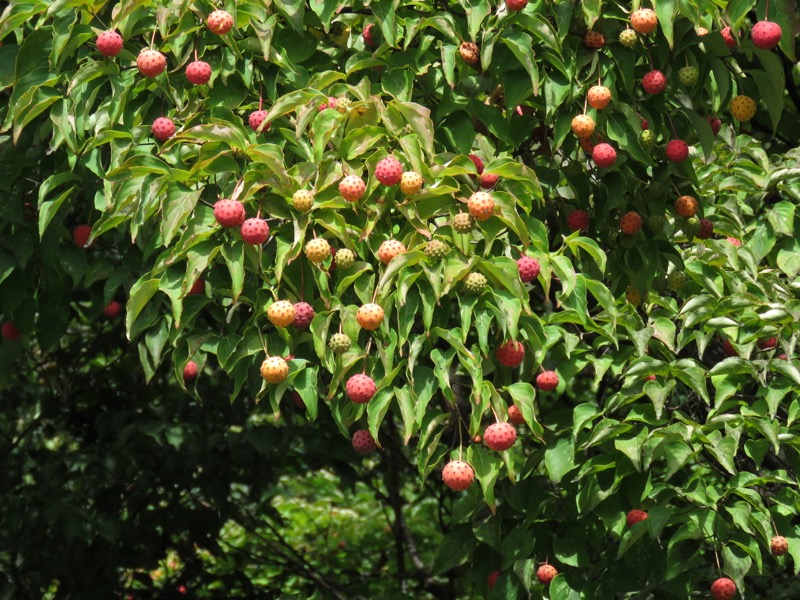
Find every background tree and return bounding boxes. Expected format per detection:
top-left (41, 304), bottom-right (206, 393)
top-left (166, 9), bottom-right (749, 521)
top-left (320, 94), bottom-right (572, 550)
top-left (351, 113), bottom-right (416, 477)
top-left (1, 0), bottom-right (800, 598)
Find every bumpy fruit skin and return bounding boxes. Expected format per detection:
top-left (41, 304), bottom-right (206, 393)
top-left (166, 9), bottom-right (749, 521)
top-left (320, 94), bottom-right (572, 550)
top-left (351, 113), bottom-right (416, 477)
top-left (377, 239), bottom-right (406, 264)
top-left (152, 117), bottom-right (176, 141)
top-left (73, 225), bottom-right (93, 248)
top-left (620, 211), bottom-right (642, 234)
top-left (329, 333), bottom-right (352, 354)
top-left (666, 140), bottom-right (689, 163)
top-left (248, 110), bottom-right (270, 132)
top-left (536, 564), bottom-right (558, 585)
top-left (496, 340), bottom-right (525, 367)
top-left (640, 130), bottom-right (655, 150)
top-left (647, 214), bottom-right (665, 233)
top-left (186, 60), bottom-right (212, 85)
top-left (346, 373), bottom-right (377, 403)
top-left (487, 571), bottom-right (500, 589)
top-left (1, 322), bottom-right (20, 341)
top-left (536, 370), bottom-right (559, 391)
top-left (207, 10), bottom-right (234, 35)
top-left (292, 302), bottom-right (315, 329)
top-left (137, 49), bottom-right (167, 78)
top-left (619, 29), bottom-right (638, 47)
top-left (625, 285), bottom-right (641, 306)
top-left (339, 175), bottom-right (366, 202)
top-left (305, 238), bottom-right (332, 263)
top-left (592, 143), bottom-right (617, 168)
top-left (584, 31), bottom-right (605, 49)
top-left (96, 31), bottom-right (123, 57)
top-left (453, 212), bottom-right (476, 233)
top-left (442, 460), bottom-right (475, 491)
top-left (630, 8), bottom-right (658, 34)
top-left (464, 272), bottom-right (488, 294)
top-left (468, 154), bottom-right (484, 176)
top-left (505, 0), bottom-right (528, 12)
top-left (260, 357), bottom-right (289, 383)
top-left (770, 535), bottom-right (789, 556)
top-left (425, 239), bottom-right (449, 260)
top-left (335, 97), bottom-right (352, 113)
top-left (467, 191), bottom-right (495, 221)
top-left (721, 26), bottom-right (737, 49)
top-left (626, 509), bottom-right (648, 527)
top-left (479, 172), bottom-right (499, 189)
top-left (484, 422), bottom-right (517, 451)
top-left (587, 85), bottom-right (611, 109)
top-left (517, 256), bottom-right (540, 282)
top-left (579, 137), bottom-right (595, 154)
top-left (678, 66), bottom-right (699, 87)
top-left (240, 218), bottom-right (269, 245)
top-left (357, 303), bottom-right (385, 330)
top-left (642, 70), bottom-right (667, 94)
top-left (267, 300), bottom-right (295, 328)
top-left (183, 360), bottom-right (198, 382)
top-left (730, 95), bottom-right (756, 121)
top-left (751, 21), bottom-right (782, 50)
top-left (334, 248), bottom-right (356, 269)
top-left (459, 42), bottom-right (480, 64)
top-left (571, 114), bottom-right (595, 138)
top-left (213, 199), bottom-right (245, 227)
top-left (375, 156), bottom-right (403, 186)
top-left (103, 300), bottom-right (122, 319)
top-left (567, 209), bottom-right (589, 232)
top-left (675, 195), bottom-right (698, 218)
top-left (400, 171), bottom-right (423, 194)
top-left (710, 577), bottom-right (736, 600)
top-left (667, 271), bottom-right (687, 291)
top-left (508, 405), bottom-right (525, 425)
top-left (352, 429), bottom-right (377, 453)
top-left (292, 190), bottom-right (314, 212)
top-left (698, 218), bottom-right (714, 239)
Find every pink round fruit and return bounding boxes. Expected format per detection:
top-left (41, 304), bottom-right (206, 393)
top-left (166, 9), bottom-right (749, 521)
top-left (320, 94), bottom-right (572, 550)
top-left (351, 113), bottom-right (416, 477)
top-left (292, 301), bottom-right (315, 329)
top-left (496, 340), bottom-right (525, 367)
top-left (517, 256), bottom-right (540, 282)
top-left (642, 70), bottom-right (667, 94)
top-left (468, 154), bottom-right (484, 176)
top-left (721, 26), bottom-right (737, 49)
top-left (152, 117), bottom-right (175, 141)
top-left (665, 139), bottom-right (689, 163)
top-left (137, 48), bottom-right (167, 78)
top-left (536, 370), bottom-right (559, 391)
top-left (506, 0), bottom-right (528, 11)
top-left (352, 429), bottom-right (377, 453)
top-left (248, 110), bottom-right (270, 132)
top-left (479, 172), bottom-right (499, 189)
top-left (536, 564), bottom-right (558, 585)
top-left (751, 20), bottom-right (782, 50)
top-left (240, 218), bottom-right (270, 245)
top-left (96, 31), bottom-right (123, 57)
top-left (207, 10), bottom-right (234, 35)
top-left (710, 577), bottom-right (736, 600)
top-left (375, 156), bottom-right (403, 186)
top-left (620, 211), bottom-right (642, 235)
top-left (186, 60), bottom-right (211, 85)
top-left (567, 209), bottom-right (589, 232)
top-left (442, 460), bottom-right (475, 491)
top-left (626, 509), bottom-right (648, 527)
top-left (592, 143), bottom-right (617, 168)
top-left (508, 405), bottom-right (525, 425)
top-left (103, 300), bottom-right (122, 319)
top-left (484, 422), bottom-right (517, 451)
top-left (183, 360), bottom-right (198, 382)
top-left (346, 373), bottom-right (377, 404)
top-left (213, 199), bottom-right (246, 227)
top-left (73, 225), bottom-right (93, 248)
top-left (339, 175), bottom-right (366, 202)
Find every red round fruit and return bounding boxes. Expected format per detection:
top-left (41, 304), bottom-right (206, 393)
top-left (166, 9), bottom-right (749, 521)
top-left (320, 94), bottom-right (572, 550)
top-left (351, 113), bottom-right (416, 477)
top-left (103, 300), bottom-right (122, 319)
top-left (626, 509), bottom-right (648, 527)
top-left (362, 23), bottom-right (376, 48)
top-left (721, 26), bottom-right (737, 49)
top-left (620, 211), bottom-right (642, 235)
top-left (592, 143), bottom-right (617, 168)
top-left (96, 31), bottom-right (123, 57)
top-left (487, 570), bottom-right (500, 589)
top-left (698, 218), bottom-right (714, 239)
top-left (183, 360), bottom-right (198, 382)
top-left (496, 340), bottom-right (525, 367)
top-left (751, 21), bottom-right (781, 50)
top-left (517, 256), bottom-right (540, 282)
top-left (536, 370), bottom-right (559, 391)
top-left (484, 422), bottom-right (517, 451)
top-left (666, 139), bottom-right (689, 163)
top-left (292, 301), bottom-right (315, 329)
top-left (186, 60), bottom-right (211, 85)
top-left (339, 175), bottom-right (367, 202)
top-left (642, 70), bottom-right (667, 94)
top-left (584, 31), bottom-right (606, 49)
top-left (567, 209), bottom-right (589, 232)
top-left (152, 117), bottom-right (175, 141)
top-left (442, 460), bottom-right (475, 491)
top-left (352, 429), bottom-right (377, 453)
top-left (641, 119), bottom-right (649, 130)
top-left (207, 10), bottom-right (234, 35)
top-left (707, 115), bottom-right (722, 135)
top-left (248, 110), bottom-right (270, 132)
top-left (770, 535), bottom-right (788, 556)
top-left (630, 8), bottom-right (658, 34)
top-left (506, 0), bottom-right (528, 11)
top-left (758, 337), bottom-right (778, 350)
top-left (346, 374), bottom-right (377, 404)
top-left (710, 577), bottom-right (736, 600)
top-left (508, 405), bottom-right (525, 425)
top-left (479, 172), bottom-right (499, 189)
top-left (1, 322), bottom-right (20, 341)
top-left (375, 156), bottom-right (403, 186)
top-left (189, 279), bottom-right (205, 295)
top-left (240, 218), bottom-right (269, 245)
top-left (213, 199), bottom-right (246, 227)
top-left (468, 154), bottom-right (484, 177)
top-left (136, 49), bottom-right (167, 78)
top-left (73, 225), bottom-right (93, 248)
top-left (536, 564), bottom-right (558, 585)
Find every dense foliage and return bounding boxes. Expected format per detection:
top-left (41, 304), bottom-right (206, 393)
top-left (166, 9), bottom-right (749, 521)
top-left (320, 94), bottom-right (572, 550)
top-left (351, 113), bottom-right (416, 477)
top-left (1, 0), bottom-right (800, 598)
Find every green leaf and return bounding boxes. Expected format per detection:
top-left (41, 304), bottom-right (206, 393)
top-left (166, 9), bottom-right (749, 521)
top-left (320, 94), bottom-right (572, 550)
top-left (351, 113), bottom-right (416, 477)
top-left (544, 436), bottom-right (575, 483)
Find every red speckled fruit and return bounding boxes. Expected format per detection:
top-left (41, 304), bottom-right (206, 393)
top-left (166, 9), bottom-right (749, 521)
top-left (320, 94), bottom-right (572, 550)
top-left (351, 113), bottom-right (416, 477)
top-left (710, 577), bottom-right (736, 600)
top-left (346, 374), bottom-right (377, 404)
top-left (293, 302), bottom-right (315, 329)
top-left (592, 143), bottom-right (617, 168)
top-left (584, 31), bottom-right (606, 48)
top-left (375, 156), bottom-right (403, 186)
top-left (536, 564), bottom-right (558, 585)
top-left (567, 209), bottom-right (589, 232)
top-left (620, 211), bottom-right (642, 235)
top-left (183, 360), bottom-right (198, 382)
top-left (103, 300), bottom-right (122, 319)
top-left (579, 138), bottom-right (595, 154)
top-left (96, 31), bottom-right (123, 57)
top-left (137, 48), bottom-right (167, 78)
top-left (666, 139), bottom-right (689, 163)
top-left (1, 322), bottom-right (20, 341)
top-left (339, 175), bottom-right (366, 202)
top-left (642, 70), bottom-right (667, 94)
top-left (587, 85), bottom-right (612, 109)
top-left (73, 225), bottom-right (93, 248)
top-left (698, 218), bottom-right (714, 239)
top-left (630, 8), bottom-right (658, 34)
top-left (536, 370), bottom-right (559, 391)
top-left (506, 0), bottom-right (528, 11)
top-left (356, 303), bottom-right (385, 330)
top-left (484, 422), bottom-right (517, 451)
top-left (468, 191), bottom-right (495, 221)
top-left (508, 405), bottom-right (525, 425)
top-left (626, 509), bottom-right (648, 527)
top-left (248, 110), bottom-right (270, 132)
top-left (517, 256), bottom-right (540, 282)
top-left (442, 460), bottom-right (475, 491)
top-left (751, 20), bottom-right (782, 50)
top-left (377, 239), bottom-right (406, 264)
top-left (352, 429), bottom-right (377, 453)
top-left (721, 26), bottom-right (737, 49)
top-left (213, 199), bottom-right (245, 227)
top-left (207, 10), bottom-right (234, 35)
top-left (496, 340), bottom-right (525, 367)
top-left (770, 535), bottom-right (789, 556)
top-left (571, 114), bottom-right (595, 138)
top-left (468, 154), bottom-right (484, 176)
top-left (152, 117), bottom-right (175, 141)
top-left (674, 195), bottom-right (698, 218)
top-left (479, 172), bottom-right (499, 189)
top-left (240, 218), bottom-right (270, 245)
top-left (186, 60), bottom-right (211, 85)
